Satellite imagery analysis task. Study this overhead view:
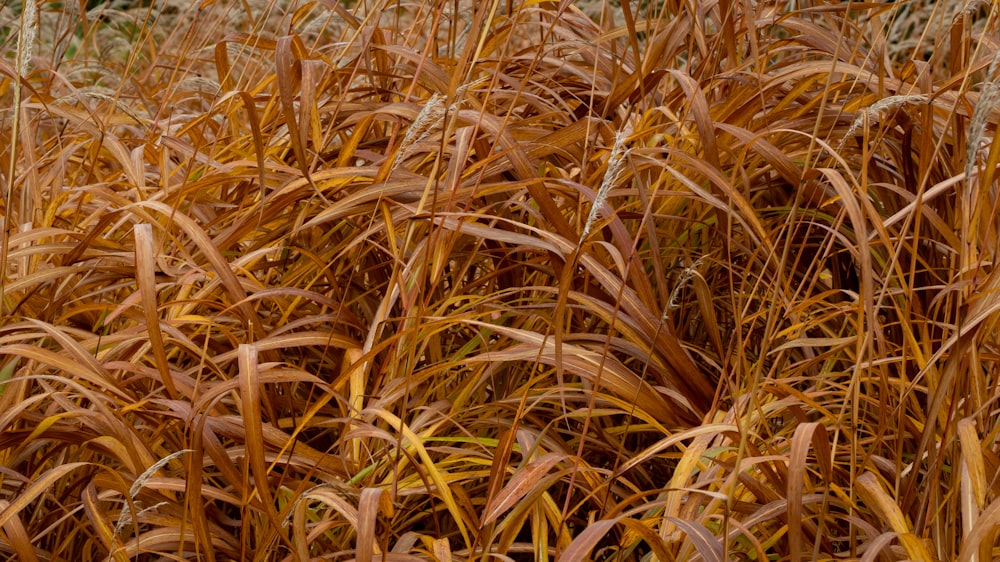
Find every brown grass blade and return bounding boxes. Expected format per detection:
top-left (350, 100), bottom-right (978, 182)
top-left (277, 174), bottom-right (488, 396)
top-left (856, 471), bottom-right (934, 561)
top-left (482, 452), bottom-right (567, 527)
top-left (0, 463), bottom-right (89, 530)
top-left (236, 344), bottom-right (284, 545)
top-left (135, 201), bottom-right (261, 340)
top-left (787, 422), bottom-right (832, 562)
top-left (0, 499), bottom-right (38, 562)
top-left (958, 495), bottom-right (1000, 562)
top-left (358, 487), bottom-right (392, 562)
top-left (134, 223), bottom-right (179, 399)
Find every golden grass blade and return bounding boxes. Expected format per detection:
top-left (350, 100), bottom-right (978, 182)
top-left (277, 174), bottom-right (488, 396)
top-left (786, 422), bottom-right (832, 562)
top-left (236, 344), bottom-right (284, 540)
top-left (957, 495), bottom-right (1000, 562)
top-left (0, 344), bottom-right (128, 400)
top-left (482, 452), bottom-right (567, 527)
top-left (275, 35), bottom-right (312, 181)
top-left (365, 408), bottom-right (471, 547)
top-left (358, 487), bottom-right (391, 562)
top-left (181, 419), bottom-right (218, 562)
top-left (664, 70), bottom-right (720, 168)
top-left (81, 481), bottom-right (129, 562)
top-left (958, 416), bottom-right (987, 562)
top-left (613, 517), bottom-right (675, 562)
top-left (210, 331), bottom-right (362, 365)
top-left (687, 269), bottom-right (724, 361)
top-left (662, 517), bottom-right (724, 562)
top-left (0, 463), bottom-right (89, 530)
top-left (134, 223), bottom-right (179, 399)
top-left (344, 345), bottom-right (365, 460)
top-left (0, 499), bottom-right (38, 562)
top-left (958, 418), bottom-right (987, 510)
top-left (574, 253), bottom-right (716, 412)
top-left (0, 0), bottom-right (36, 315)
top-left (291, 497), bottom-right (311, 562)
top-left (856, 472), bottom-right (934, 561)
top-left (111, 527), bottom-right (232, 560)
top-left (485, 427), bottom-right (518, 513)
top-left (192, 414), bottom-right (249, 500)
top-left (234, 91), bottom-right (269, 200)
top-left (656, 423), bottom-right (739, 539)
top-left (135, 201), bottom-right (261, 340)
top-left (562, 513), bottom-right (722, 562)
top-left (302, 485), bottom-right (359, 528)
top-left (462, 322), bottom-right (691, 425)
top-left (19, 318), bottom-right (107, 381)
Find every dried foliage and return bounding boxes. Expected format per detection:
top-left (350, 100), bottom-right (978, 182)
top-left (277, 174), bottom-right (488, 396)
top-left (0, 0), bottom-right (998, 559)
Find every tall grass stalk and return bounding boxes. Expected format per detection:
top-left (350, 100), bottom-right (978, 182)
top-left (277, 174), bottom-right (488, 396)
top-left (1, 0), bottom-right (36, 316)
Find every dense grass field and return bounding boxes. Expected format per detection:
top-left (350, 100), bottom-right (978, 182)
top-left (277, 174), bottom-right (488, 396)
top-left (0, 0), bottom-right (998, 559)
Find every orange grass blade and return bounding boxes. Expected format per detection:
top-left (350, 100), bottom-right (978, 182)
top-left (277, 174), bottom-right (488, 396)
top-left (482, 452), bottom-right (568, 526)
top-left (136, 201), bottom-right (261, 340)
top-left (358, 487), bottom-right (392, 562)
top-left (236, 344), bottom-right (284, 540)
top-left (365, 408), bottom-right (471, 546)
top-left (787, 422), bottom-right (832, 562)
top-left (0, 499), bottom-right (39, 562)
top-left (134, 223), bottom-right (179, 399)
top-left (856, 472), bottom-right (933, 561)
top-left (0, 463), bottom-right (90, 530)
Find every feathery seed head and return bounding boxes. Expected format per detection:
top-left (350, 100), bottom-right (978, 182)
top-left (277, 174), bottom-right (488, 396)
top-left (839, 94), bottom-right (929, 151)
top-left (580, 124), bottom-right (631, 243)
top-left (17, 0), bottom-right (37, 75)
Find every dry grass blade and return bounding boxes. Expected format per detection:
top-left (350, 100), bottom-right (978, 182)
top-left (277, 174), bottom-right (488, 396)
top-left (0, 500), bottom-right (38, 562)
top-left (560, 518), bottom-right (621, 560)
top-left (136, 201), bottom-right (261, 340)
top-left (364, 407), bottom-right (471, 547)
top-left (481, 452), bottom-right (568, 526)
top-left (958, 418), bottom-right (987, 510)
top-left (134, 223), bottom-right (178, 399)
top-left (958, 495), bottom-right (1000, 562)
top-left (357, 487), bottom-right (393, 562)
top-left (787, 422), bottom-right (833, 562)
top-left (661, 517), bottom-right (723, 562)
top-left (0, 344), bottom-right (128, 400)
top-left (236, 344), bottom-right (283, 550)
top-left (0, 0), bottom-right (37, 315)
top-left (856, 472), bottom-right (934, 561)
top-left (462, 321), bottom-right (691, 425)
top-left (0, 463), bottom-right (90, 530)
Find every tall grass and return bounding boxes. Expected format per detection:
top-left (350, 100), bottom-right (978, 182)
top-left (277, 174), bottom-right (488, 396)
top-left (0, 0), bottom-right (997, 559)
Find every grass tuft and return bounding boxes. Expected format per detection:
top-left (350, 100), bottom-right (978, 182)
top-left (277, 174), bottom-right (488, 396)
top-left (0, 0), bottom-right (997, 559)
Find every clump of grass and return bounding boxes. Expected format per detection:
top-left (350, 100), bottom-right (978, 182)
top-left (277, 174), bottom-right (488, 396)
top-left (0, 0), bottom-right (997, 560)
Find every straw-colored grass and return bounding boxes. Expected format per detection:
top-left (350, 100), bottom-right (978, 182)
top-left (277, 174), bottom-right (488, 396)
top-left (0, 0), bottom-right (998, 559)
